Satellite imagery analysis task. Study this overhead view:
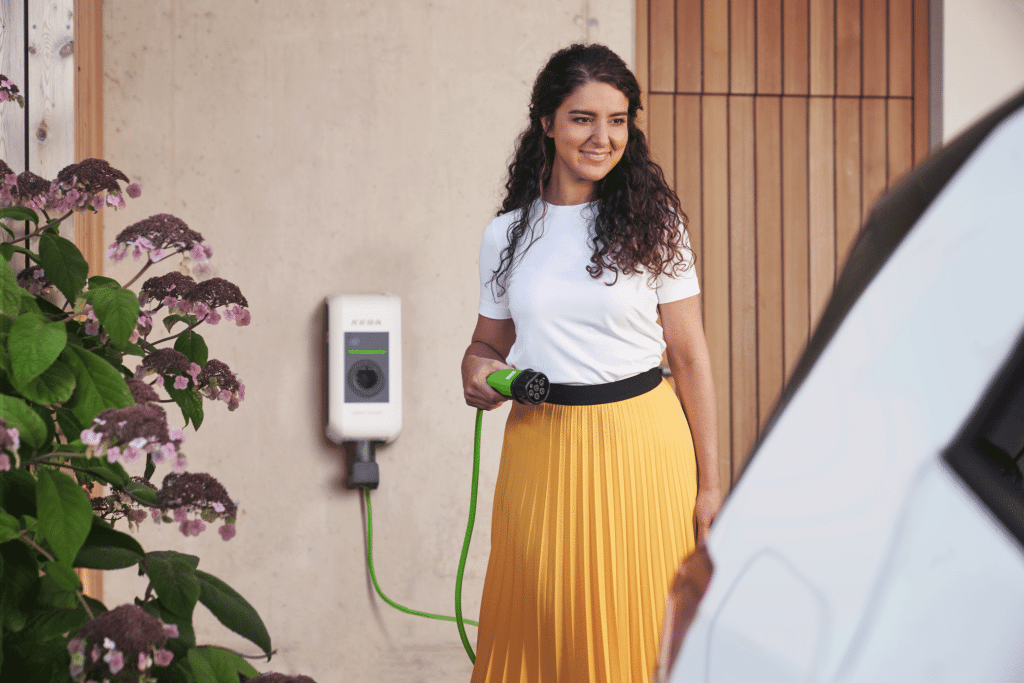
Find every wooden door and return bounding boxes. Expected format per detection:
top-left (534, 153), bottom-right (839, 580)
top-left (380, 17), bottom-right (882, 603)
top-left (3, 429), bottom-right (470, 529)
top-left (638, 0), bottom-right (931, 488)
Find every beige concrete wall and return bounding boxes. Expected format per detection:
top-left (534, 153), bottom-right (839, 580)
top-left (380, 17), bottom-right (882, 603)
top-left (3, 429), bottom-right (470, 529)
top-left (943, 0), bottom-right (1024, 141)
top-left (101, 1), bottom-right (632, 680)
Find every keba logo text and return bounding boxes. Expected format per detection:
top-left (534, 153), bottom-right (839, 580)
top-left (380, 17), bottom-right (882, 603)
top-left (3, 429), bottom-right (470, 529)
top-left (351, 319), bottom-right (382, 326)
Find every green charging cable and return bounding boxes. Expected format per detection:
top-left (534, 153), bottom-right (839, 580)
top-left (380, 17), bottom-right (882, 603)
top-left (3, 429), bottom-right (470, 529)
top-left (362, 407), bottom-right (483, 664)
top-left (362, 369), bottom-right (549, 665)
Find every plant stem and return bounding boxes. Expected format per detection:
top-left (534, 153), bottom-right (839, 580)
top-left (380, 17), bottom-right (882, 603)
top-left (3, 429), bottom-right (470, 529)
top-left (123, 260), bottom-right (154, 289)
top-left (18, 531), bottom-right (95, 619)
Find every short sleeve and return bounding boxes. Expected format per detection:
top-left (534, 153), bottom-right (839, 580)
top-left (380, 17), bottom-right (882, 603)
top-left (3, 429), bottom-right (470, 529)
top-left (477, 219), bottom-right (512, 319)
top-left (655, 230), bottom-right (701, 303)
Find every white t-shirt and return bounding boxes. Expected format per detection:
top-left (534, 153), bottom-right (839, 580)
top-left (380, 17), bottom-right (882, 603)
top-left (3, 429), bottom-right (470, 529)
top-left (477, 200), bottom-right (700, 385)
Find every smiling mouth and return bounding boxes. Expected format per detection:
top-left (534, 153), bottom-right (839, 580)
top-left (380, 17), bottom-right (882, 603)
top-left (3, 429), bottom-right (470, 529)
top-left (581, 151), bottom-right (610, 161)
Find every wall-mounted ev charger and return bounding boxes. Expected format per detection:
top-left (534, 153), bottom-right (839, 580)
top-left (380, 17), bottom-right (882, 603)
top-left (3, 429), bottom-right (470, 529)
top-left (325, 293), bottom-right (402, 489)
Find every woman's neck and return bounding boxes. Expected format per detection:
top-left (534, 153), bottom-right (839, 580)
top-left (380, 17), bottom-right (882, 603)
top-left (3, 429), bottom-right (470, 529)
top-left (542, 176), bottom-right (595, 206)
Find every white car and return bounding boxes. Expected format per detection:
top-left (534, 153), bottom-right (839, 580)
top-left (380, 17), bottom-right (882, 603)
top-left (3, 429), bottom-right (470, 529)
top-left (660, 87), bottom-right (1024, 683)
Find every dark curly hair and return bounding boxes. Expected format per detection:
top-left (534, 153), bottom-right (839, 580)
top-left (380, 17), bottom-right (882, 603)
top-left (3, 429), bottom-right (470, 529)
top-left (492, 43), bottom-right (692, 295)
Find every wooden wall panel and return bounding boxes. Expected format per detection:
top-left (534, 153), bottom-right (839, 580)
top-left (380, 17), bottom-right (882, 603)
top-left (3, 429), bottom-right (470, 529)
top-left (783, 0), bottom-right (810, 95)
top-left (637, 0), bottom-right (650, 136)
top-left (781, 98), bottom-right (809, 376)
top-left (913, 0), bottom-right (930, 163)
top-left (703, 0), bottom-right (729, 93)
top-left (808, 98), bottom-right (835, 329)
top-left (757, 0), bottom-right (783, 94)
top-left (729, 96), bottom-right (757, 474)
top-left (649, 94), bottom-right (676, 189)
top-left (675, 95), bottom-right (703, 263)
top-left (862, 0), bottom-right (888, 97)
top-left (861, 98), bottom-right (888, 213)
top-left (890, 0), bottom-right (914, 97)
top-left (677, 0), bottom-right (703, 92)
top-left (701, 95), bottom-right (732, 487)
top-left (835, 97), bottom-right (862, 268)
top-left (731, 0), bottom-right (756, 94)
top-left (650, 0), bottom-right (677, 93)
top-left (888, 98), bottom-right (914, 185)
top-left (639, 0), bottom-right (930, 487)
top-left (755, 98), bottom-right (783, 428)
top-left (0, 0), bottom-right (25, 172)
top-left (836, 0), bottom-right (862, 96)
top-left (810, 0), bottom-right (836, 96)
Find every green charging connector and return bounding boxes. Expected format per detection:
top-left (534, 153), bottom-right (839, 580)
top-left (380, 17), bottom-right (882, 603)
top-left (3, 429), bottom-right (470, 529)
top-left (486, 368), bottom-right (550, 405)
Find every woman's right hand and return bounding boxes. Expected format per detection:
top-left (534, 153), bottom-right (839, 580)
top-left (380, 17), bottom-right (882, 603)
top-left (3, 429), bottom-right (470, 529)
top-left (463, 355), bottom-right (513, 410)
top-left (462, 315), bottom-right (518, 411)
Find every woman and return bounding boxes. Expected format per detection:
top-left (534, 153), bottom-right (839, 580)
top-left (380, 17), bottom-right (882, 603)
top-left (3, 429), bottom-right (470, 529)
top-left (462, 44), bottom-right (722, 682)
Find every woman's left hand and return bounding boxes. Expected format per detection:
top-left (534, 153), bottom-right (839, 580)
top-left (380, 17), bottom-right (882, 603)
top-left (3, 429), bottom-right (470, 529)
top-left (694, 487), bottom-right (723, 546)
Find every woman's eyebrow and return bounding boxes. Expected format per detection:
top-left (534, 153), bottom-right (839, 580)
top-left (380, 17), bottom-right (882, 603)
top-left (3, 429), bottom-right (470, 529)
top-left (568, 109), bottom-right (629, 117)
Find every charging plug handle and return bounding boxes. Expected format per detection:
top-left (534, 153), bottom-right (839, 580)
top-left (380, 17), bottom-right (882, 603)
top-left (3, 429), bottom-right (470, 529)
top-left (487, 368), bottom-right (549, 405)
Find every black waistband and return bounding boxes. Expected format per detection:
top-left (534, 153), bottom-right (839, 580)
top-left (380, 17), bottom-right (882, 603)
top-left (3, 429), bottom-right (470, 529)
top-left (545, 367), bottom-right (663, 406)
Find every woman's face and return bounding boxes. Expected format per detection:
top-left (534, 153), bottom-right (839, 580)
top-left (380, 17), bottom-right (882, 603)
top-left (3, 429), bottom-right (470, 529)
top-left (543, 81), bottom-right (629, 199)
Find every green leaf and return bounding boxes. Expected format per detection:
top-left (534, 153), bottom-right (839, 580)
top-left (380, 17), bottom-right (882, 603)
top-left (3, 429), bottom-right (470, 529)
top-left (0, 508), bottom-right (19, 543)
top-left (0, 206), bottom-right (40, 224)
top-left (87, 275), bottom-right (120, 290)
top-left (125, 479), bottom-right (158, 505)
top-left (0, 258), bottom-right (19, 316)
top-left (22, 601), bottom-right (94, 642)
top-left (0, 393), bottom-right (48, 448)
top-left (145, 550), bottom-right (201, 617)
top-left (14, 357), bottom-right (75, 405)
top-left (140, 598), bottom-right (196, 648)
top-left (174, 330), bottom-right (208, 368)
top-left (0, 539), bottom-right (40, 632)
top-left (35, 468), bottom-right (93, 567)
top-left (8, 313), bottom-right (67, 387)
top-left (187, 647), bottom-right (260, 683)
top-left (165, 377), bottom-right (204, 429)
top-left (73, 456), bottom-right (129, 488)
top-left (62, 345), bottom-right (133, 426)
top-left (195, 569), bottom-right (272, 656)
top-left (163, 313), bottom-right (196, 332)
top-left (41, 560), bottom-right (82, 592)
top-left (75, 520), bottom-right (144, 570)
top-left (53, 407), bottom-right (84, 445)
top-left (0, 468), bottom-right (38, 518)
top-left (37, 233), bottom-right (88, 303)
top-left (91, 286), bottom-right (140, 348)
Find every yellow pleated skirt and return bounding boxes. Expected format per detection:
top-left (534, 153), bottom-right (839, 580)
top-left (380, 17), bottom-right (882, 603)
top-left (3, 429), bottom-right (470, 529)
top-left (471, 380), bottom-right (698, 683)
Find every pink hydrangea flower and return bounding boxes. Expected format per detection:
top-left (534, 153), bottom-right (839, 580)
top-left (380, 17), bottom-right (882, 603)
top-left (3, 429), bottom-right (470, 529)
top-left (0, 453), bottom-right (9, 472)
top-left (126, 182), bottom-right (141, 198)
top-left (103, 647), bottom-right (124, 674)
top-left (173, 507), bottom-right (188, 523)
top-left (155, 647), bottom-right (174, 666)
top-left (163, 623), bottom-right (179, 639)
top-left (218, 523), bottom-right (237, 541)
top-left (173, 375), bottom-right (189, 390)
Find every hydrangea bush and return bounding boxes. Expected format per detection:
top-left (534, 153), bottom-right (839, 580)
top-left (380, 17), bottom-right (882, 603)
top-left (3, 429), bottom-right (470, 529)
top-left (0, 77), bottom-right (307, 682)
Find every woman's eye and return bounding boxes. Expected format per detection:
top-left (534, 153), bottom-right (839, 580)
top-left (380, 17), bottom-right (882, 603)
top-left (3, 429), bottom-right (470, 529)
top-left (612, 118), bottom-right (627, 125)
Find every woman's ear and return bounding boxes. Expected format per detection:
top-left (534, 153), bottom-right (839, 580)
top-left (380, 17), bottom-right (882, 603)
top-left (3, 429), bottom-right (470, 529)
top-left (542, 116), bottom-right (552, 137)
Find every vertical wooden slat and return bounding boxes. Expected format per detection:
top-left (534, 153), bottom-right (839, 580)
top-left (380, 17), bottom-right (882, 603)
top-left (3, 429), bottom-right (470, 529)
top-left (809, 0), bottom-right (836, 95)
top-left (650, 0), bottom-right (677, 93)
top-left (808, 98), bottom-right (835, 330)
top-left (861, 98), bottom-right (887, 213)
top-left (756, 97), bottom-right (783, 428)
top-left (912, 0), bottom-right (930, 163)
top-left (781, 97), bottom-right (809, 377)
top-left (0, 0), bottom-right (26, 171)
top-left (675, 95), bottom-right (703, 263)
top-left (74, 0), bottom-right (103, 602)
top-left (27, 1), bottom-right (74, 180)
top-left (835, 97), bottom-right (861, 267)
top-left (887, 98), bottom-right (914, 187)
top-left (889, 0), bottom-right (913, 97)
top-left (677, 0), bottom-right (703, 93)
top-left (649, 94), bottom-right (676, 190)
top-left (836, 0), bottom-right (862, 96)
top-left (701, 95), bottom-right (731, 487)
top-left (731, 0), bottom-right (756, 94)
top-left (862, 0), bottom-right (888, 97)
top-left (783, 0), bottom-right (810, 95)
top-left (75, 0), bottom-right (104, 273)
top-left (703, 0), bottom-right (729, 93)
top-left (636, 0), bottom-right (650, 137)
top-left (729, 96), bottom-right (757, 477)
top-left (756, 0), bottom-right (783, 94)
